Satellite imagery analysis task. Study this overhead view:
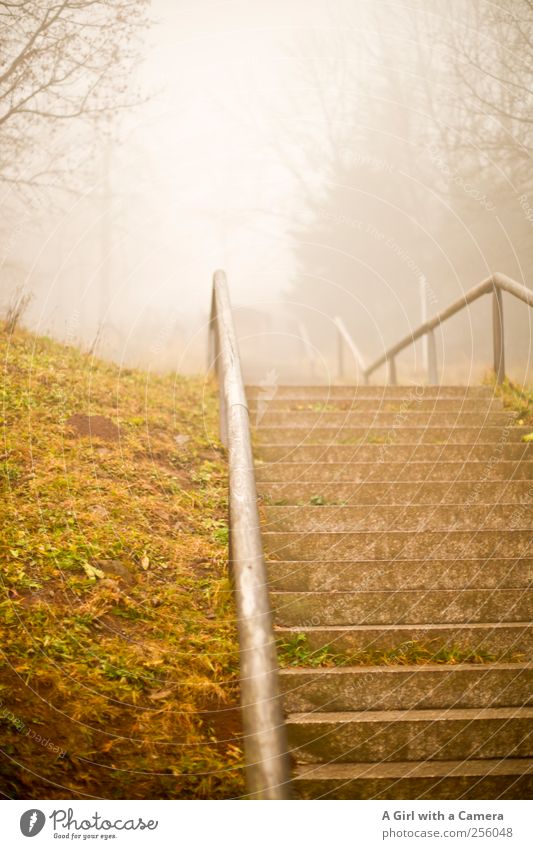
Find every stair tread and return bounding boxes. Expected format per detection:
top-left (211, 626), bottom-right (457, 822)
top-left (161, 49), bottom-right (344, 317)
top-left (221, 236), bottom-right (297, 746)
top-left (254, 424), bottom-right (526, 429)
top-left (256, 460), bottom-right (532, 471)
top-left (272, 588), bottom-right (532, 595)
top-left (255, 427), bottom-right (529, 444)
top-left (271, 557), bottom-right (533, 564)
top-left (262, 504), bottom-right (532, 532)
top-left (256, 415), bottom-right (514, 427)
top-left (250, 403), bottom-right (502, 412)
top-left (280, 661), bottom-right (533, 675)
top-left (263, 528), bottom-right (532, 536)
top-left (277, 622), bottom-right (532, 631)
top-left (294, 758), bottom-right (533, 779)
top-left (245, 386), bottom-right (495, 395)
top-left (258, 480), bottom-right (531, 500)
top-left (287, 706), bottom-right (533, 722)
top-left (257, 459), bottom-right (532, 464)
top-left (256, 462), bottom-right (532, 482)
top-left (250, 382), bottom-right (532, 796)
top-left (258, 441), bottom-right (533, 453)
top-left (259, 480), bottom-right (533, 505)
top-left (256, 415), bottom-right (514, 426)
top-left (269, 559), bottom-right (533, 590)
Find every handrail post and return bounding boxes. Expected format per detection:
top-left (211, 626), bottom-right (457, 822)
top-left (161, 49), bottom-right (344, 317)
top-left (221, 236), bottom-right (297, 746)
top-left (492, 284), bottom-right (505, 384)
top-left (337, 326), bottom-right (344, 380)
top-left (298, 320), bottom-right (318, 380)
top-left (387, 356), bottom-right (397, 386)
top-left (333, 316), bottom-right (367, 384)
top-left (427, 329), bottom-right (438, 385)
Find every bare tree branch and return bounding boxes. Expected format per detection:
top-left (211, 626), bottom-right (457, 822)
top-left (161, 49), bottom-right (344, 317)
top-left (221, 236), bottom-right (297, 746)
top-left (0, 0), bottom-right (150, 190)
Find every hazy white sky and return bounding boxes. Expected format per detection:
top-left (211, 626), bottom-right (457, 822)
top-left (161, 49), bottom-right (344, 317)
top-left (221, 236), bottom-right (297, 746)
top-left (7, 0), bottom-right (531, 377)
top-left (113, 0), bottom-right (332, 311)
top-left (7, 0), bottom-right (364, 366)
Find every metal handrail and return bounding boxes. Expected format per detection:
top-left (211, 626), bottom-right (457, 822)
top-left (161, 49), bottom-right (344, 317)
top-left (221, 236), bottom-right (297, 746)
top-left (208, 270), bottom-right (291, 800)
top-left (334, 315), bottom-right (367, 381)
top-left (364, 272), bottom-right (533, 385)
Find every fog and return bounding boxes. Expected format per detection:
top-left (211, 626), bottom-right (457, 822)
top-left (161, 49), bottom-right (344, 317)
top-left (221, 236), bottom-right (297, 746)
top-left (2, 0), bottom-right (532, 383)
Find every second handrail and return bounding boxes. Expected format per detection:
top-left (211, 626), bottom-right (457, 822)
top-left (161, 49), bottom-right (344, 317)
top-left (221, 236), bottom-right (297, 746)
top-left (336, 272), bottom-right (532, 385)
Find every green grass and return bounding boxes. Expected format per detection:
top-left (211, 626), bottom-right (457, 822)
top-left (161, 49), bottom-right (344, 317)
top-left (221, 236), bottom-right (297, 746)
top-left (339, 434), bottom-right (393, 445)
top-left (0, 326), bottom-right (244, 799)
top-left (277, 634), bottom-right (523, 668)
top-left (484, 373), bottom-right (533, 427)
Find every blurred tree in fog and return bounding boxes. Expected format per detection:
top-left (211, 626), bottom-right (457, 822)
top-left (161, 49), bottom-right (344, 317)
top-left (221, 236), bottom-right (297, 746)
top-left (284, 0), bottom-right (533, 372)
top-left (442, 0), bottom-right (533, 186)
top-left (0, 0), bottom-right (149, 192)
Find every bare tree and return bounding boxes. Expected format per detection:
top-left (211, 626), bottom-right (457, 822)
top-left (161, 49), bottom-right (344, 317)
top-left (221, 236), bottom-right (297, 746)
top-left (440, 0), bottom-right (533, 185)
top-left (0, 0), bottom-right (149, 191)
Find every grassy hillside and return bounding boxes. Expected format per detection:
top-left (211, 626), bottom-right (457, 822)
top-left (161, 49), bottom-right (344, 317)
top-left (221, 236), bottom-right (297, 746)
top-left (0, 328), bottom-right (244, 799)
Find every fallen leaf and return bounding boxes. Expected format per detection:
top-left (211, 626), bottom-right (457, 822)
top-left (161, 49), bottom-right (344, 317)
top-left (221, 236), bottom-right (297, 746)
top-left (82, 563), bottom-right (105, 580)
top-left (149, 688), bottom-right (174, 701)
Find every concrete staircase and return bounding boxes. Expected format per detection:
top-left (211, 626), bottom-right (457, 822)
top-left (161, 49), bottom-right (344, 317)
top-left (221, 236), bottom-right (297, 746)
top-left (247, 384), bottom-right (533, 799)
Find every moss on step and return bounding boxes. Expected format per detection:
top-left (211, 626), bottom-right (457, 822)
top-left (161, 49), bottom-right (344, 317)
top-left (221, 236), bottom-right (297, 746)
top-left (277, 634), bottom-right (524, 668)
top-left (484, 373), bottom-right (533, 426)
top-left (339, 434), bottom-right (393, 445)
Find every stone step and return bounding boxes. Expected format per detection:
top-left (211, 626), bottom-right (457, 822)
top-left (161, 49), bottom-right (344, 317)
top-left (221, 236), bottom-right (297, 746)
top-left (256, 411), bottom-right (514, 428)
top-left (255, 460), bottom-right (533, 483)
top-left (263, 529), bottom-right (531, 560)
top-left (258, 479), bottom-right (533, 506)
top-left (275, 622), bottom-right (532, 655)
top-left (249, 398), bottom-right (502, 413)
top-left (280, 663), bottom-right (533, 713)
top-left (254, 426), bottom-right (530, 444)
top-left (292, 759), bottom-right (533, 799)
top-left (271, 589), bottom-right (533, 626)
top-left (256, 442), bottom-right (532, 463)
top-left (245, 385), bottom-right (496, 399)
top-left (262, 504), bottom-right (532, 532)
top-left (286, 706), bottom-right (533, 763)
top-left (268, 558), bottom-right (533, 592)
